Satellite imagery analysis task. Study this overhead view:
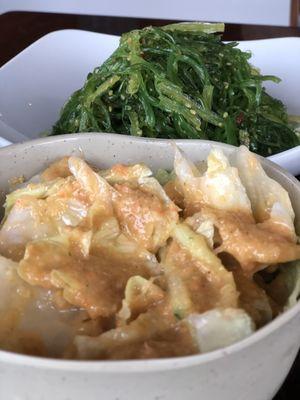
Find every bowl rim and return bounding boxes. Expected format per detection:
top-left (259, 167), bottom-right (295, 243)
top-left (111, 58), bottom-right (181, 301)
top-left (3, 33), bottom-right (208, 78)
top-left (0, 132), bottom-right (299, 372)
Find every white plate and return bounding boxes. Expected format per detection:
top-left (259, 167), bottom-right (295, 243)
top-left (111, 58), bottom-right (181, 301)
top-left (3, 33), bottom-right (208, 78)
top-left (0, 30), bottom-right (299, 174)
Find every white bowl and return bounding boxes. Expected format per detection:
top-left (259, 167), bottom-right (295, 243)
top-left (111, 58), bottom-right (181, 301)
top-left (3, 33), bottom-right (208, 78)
top-left (0, 133), bottom-right (299, 400)
top-left (0, 30), bottom-right (299, 174)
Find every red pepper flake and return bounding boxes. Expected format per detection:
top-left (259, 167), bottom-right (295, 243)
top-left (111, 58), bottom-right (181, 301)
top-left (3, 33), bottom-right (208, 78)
top-left (236, 112), bottom-right (244, 125)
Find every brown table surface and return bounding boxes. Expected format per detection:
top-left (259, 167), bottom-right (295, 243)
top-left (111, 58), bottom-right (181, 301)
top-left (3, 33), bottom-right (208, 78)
top-left (0, 11), bottom-right (300, 399)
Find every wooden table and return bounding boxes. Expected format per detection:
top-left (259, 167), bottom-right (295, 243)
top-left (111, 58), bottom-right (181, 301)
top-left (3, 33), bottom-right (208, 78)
top-left (0, 11), bottom-right (300, 400)
top-left (1, 11), bottom-right (300, 67)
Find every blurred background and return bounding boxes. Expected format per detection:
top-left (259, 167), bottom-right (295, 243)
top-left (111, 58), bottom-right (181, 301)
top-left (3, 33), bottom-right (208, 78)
top-left (0, 0), bottom-right (299, 26)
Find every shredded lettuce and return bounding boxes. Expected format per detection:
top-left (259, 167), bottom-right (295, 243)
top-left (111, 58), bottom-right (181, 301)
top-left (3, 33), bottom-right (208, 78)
top-left (235, 146), bottom-right (296, 241)
top-left (155, 169), bottom-right (174, 186)
top-left (117, 276), bottom-right (164, 324)
top-left (174, 146), bottom-right (252, 214)
top-left (186, 308), bottom-right (254, 353)
top-left (4, 179), bottom-right (65, 217)
top-left (99, 163), bottom-right (152, 185)
top-left (172, 223), bottom-right (238, 309)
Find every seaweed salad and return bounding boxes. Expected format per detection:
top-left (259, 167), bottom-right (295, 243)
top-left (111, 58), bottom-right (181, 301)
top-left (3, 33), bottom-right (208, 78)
top-left (52, 22), bottom-right (299, 156)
